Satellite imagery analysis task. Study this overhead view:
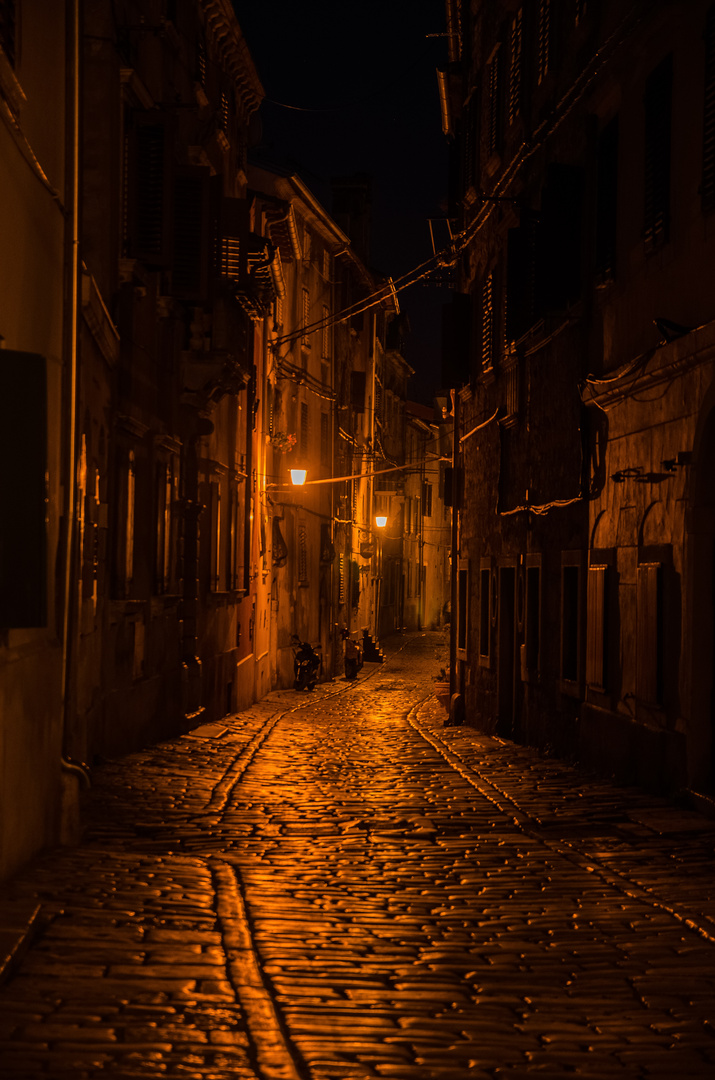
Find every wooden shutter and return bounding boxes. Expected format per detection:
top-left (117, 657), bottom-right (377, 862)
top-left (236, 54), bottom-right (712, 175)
top-left (636, 563), bottom-right (662, 703)
top-left (644, 55), bottom-right (672, 252)
top-left (586, 565), bottom-right (607, 688)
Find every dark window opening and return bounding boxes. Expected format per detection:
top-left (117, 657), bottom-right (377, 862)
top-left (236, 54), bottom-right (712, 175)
top-left (561, 564), bottom-right (580, 681)
top-left (479, 567), bottom-right (491, 657)
top-left (525, 565), bottom-right (540, 672)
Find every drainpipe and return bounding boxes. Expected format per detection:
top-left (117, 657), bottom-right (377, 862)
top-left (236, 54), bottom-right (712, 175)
top-left (60, 0), bottom-right (90, 791)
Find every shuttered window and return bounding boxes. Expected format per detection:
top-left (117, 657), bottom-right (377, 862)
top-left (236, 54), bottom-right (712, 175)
top-left (508, 9), bottom-right (523, 125)
top-left (479, 566), bottom-right (491, 659)
top-left (129, 117), bottom-right (170, 266)
top-left (595, 117), bottom-right (619, 281)
top-left (487, 46), bottom-right (502, 156)
top-left (481, 272), bottom-right (494, 371)
top-left (537, 0), bottom-right (550, 84)
top-left (302, 287), bottom-right (310, 346)
top-left (586, 565), bottom-right (607, 688)
top-left (644, 54), bottom-right (672, 253)
top-left (636, 563), bottom-right (663, 704)
top-left (703, 6), bottom-right (715, 212)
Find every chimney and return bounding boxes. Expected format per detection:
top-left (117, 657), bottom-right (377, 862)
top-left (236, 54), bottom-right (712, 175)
top-left (331, 173), bottom-right (372, 265)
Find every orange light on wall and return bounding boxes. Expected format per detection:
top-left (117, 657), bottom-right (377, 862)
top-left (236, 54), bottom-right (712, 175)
top-left (290, 469), bottom-right (307, 486)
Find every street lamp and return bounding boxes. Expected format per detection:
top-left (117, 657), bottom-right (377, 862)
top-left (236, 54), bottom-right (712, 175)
top-left (290, 468), bottom-right (307, 486)
top-left (374, 514), bottom-right (387, 528)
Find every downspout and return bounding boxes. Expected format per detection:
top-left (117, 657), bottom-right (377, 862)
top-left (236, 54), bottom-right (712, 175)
top-left (60, 0), bottom-right (90, 788)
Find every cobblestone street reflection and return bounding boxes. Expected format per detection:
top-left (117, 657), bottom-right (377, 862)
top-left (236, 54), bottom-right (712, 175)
top-left (2, 632), bottom-right (715, 1078)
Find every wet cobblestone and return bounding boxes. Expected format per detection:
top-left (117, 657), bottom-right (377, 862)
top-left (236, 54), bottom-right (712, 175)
top-left (1, 632), bottom-right (715, 1077)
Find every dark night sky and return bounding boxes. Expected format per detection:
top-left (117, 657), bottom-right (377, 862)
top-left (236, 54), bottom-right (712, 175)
top-left (235, 1), bottom-right (450, 404)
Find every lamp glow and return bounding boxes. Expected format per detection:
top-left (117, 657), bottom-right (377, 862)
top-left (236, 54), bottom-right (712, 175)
top-left (375, 515), bottom-right (387, 528)
top-left (290, 469), bottom-right (307, 486)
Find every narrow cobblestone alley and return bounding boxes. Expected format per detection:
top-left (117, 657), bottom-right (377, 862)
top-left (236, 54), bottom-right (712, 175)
top-left (2, 632), bottom-right (715, 1079)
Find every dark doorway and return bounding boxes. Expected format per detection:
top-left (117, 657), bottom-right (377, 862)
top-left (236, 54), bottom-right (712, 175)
top-left (497, 566), bottom-right (516, 737)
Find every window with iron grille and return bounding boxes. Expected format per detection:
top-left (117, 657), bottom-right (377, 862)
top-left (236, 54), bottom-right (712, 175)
top-left (481, 272), bottom-right (494, 370)
top-left (0, 0), bottom-right (16, 67)
top-left (537, 0), bottom-right (550, 84)
top-left (302, 287), bottom-right (310, 347)
top-left (339, 554), bottom-right (346, 603)
top-left (300, 402), bottom-right (309, 457)
top-left (644, 54), bottom-right (672, 252)
top-left (487, 46), bottom-right (502, 156)
top-left (508, 9), bottom-right (523, 126)
top-left (703, 6), bottom-right (715, 213)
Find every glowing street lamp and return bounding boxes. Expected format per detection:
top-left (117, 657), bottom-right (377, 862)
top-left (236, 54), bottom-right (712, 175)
top-left (290, 468), bottom-right (307, 486)
top-left (374, 515), bottom-right (387, 529)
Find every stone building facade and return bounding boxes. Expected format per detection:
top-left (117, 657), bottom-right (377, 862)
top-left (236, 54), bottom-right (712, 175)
top-left (445, 0), bottom-right (715, 798)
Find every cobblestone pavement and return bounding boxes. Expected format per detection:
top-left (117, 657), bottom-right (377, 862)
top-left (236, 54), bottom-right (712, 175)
top-left (2, 631), bottom-right (715, 1078)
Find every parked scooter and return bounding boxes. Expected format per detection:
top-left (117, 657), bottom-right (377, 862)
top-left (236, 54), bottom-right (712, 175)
top-left (341, 627), bottom-right (364, 681)
top-left (291, 635), bottom-right (321, 691)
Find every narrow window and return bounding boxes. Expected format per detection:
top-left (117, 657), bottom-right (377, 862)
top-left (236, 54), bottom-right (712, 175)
top-left (209, 477), bottom-right (221, 591)
top-left (457, 562), bottom-right (469, 658)
top-left (537, 0), bottom-right (551, 84)
top-left (487, 46), bottom-right (502, 156)
top-left (302, 287), bottom-right (311, 347)
top-left (298, 524), bottom-right (308, 585)
top-left (479, 566), bottom-right (491, 659)
top-left (525, 565), bottom-right (541, 673)
top-left (595, 116), bottom-right (619, 281)
top-left (508, 9), bottom-right (523, 126)
top-left (586, 564), bottom-right (608, 688)
top-left (125, 451), bottom-right (136, 590)
top-left (300, 402), bottom-right (309, 457)
top-left (703, 5), bottom-right (715, 213)
top-left (636, 563), bottom-right (663, 704)
top-left (482, 272), bottom-right (494, 370)
top-left (322, 304), bottom-right (330, 359)
top-left (0, 0), bottom-right (16, 67)
top-left (644, 54), bottom-right (672, 252)
top-left (320, 412), bottom-right (329, 467)
top-left (561, 563), bottom-right (580, 683)
top-left (339, 553), bottom-right (346, 604)
top-left (422, 481), bottom-right (433, 518)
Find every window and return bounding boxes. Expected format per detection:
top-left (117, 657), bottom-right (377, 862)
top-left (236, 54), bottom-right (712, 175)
top-left (323, 248), bottom-right (331, 279)
top-left (508, 8), bottom-right (523, 125)
top-left (479, 565), bottom-right (491, 661)
top-left (125, 451), bottom-right (136, 590)
top-left (0, 1), bottom-right (16, 67)
top-left (595, 116), bottom-right (619, 281)
top-left (422, 481), bottom-right (433, 518)
top-left (644, 54), bottom-right (672, 252)
top-left (457, 560), bottom-right (469, 659)
top-left (487, 45), bottom-right (502, 156)
top-left (350, 370), bottom-right (366, 412)
top-left (703, 5), bottom-right (715, 212)
top-left (298, 523), bottom-right (308, 585)
top-left (154, 461), bottom-right (172, 594)
top-left (302, 287), bottom-right (311, 347)
top-left (209, 476), bottom-right (221, 591)
top-left (339, 553), bottom-right (346, 604)
top-left (300, 401), bottom-right (309, 457)
top-left (537, 0), bottom-right (551, 84)
top-left (586, 564), bottom-right (608, 688)
top-left (303, 226), bottom-right (312, 263)
top-left (322, 304), bottom-right (330, 359)
top-left (320, 412), bottom-right (329, 467)
top-left (636, 563), bottom-right (663, 704)
top-left (561, 561), bottom-right (580, 684)
top-left (126, 115), bottom-right (171, 266)
top-left (481, 272), bottom-right (494, 371)
top-left (525, 563), bottom-right (541, 674)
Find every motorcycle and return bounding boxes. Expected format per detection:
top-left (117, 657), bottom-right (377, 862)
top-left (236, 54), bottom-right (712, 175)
top-left (341, 627), bottom-right (364, 681)
top-left (291, 636), bottom-right (321, 691)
